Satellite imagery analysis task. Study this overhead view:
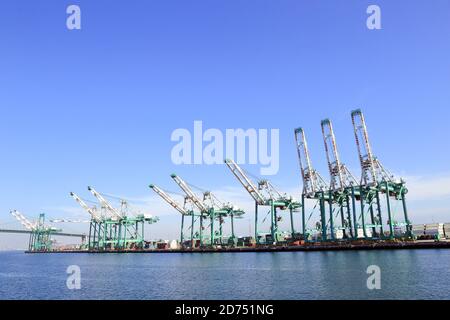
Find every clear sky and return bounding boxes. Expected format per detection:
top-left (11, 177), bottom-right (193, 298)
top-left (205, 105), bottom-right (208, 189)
top-left (1, 0), bottom-right (450, 249)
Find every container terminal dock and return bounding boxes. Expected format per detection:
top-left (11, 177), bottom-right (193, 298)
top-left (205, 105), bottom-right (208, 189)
top-left (22, 240), bottom-right (450, 254)
top-left (3, 109), bottom-right (450, 254)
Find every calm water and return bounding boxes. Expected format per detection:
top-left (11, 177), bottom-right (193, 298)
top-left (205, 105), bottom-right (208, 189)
top-left (0, 250), bottom-right (449, 300)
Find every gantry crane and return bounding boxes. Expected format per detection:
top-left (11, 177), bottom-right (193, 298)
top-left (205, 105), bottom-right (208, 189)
top-left (149, 184), bottom-right (197, 248)
top-left (321, 119), bottom-right (359, 239)
top-left (351, 109), bottom-right (411, 239)
top-left (170, 174), bottom-right (212, 247)
top-left (202, 191), bottom-right (245, 246)
top-left (87, 186), bottom-right (125, 249)
top-left (80, 187), bottom-right (158, 250)
top-left (70, 192), bottom-right (107, 250)
top-left (294, 127), bottom-right (331, 241)
top-left (224, 159), bottom-right (301, 245)
top-left (10, 210), bottom-right (62, 252)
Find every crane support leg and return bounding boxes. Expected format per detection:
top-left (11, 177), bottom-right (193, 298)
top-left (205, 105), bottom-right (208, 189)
top-left (402, 194), bottom-right (411, 237)
top-left (255, 202), bottom-right (259, 245)
top-left (219, 219), bottom-right (223, 245)
top-left (369, 204), bottom-right (376, 237)
top-left (320, 192), bottom-right (327, 241)
top-left (290, 207), bottom-right (295, 239)
top-left (376, 191), bottom-right (384, 238)
top-left (351, 187), bottom-right (358, 238)
top-left (360, 186), bottom-right (367, 238)
top-left (210, 211), bottom-right (215, 247)
top-left (191, 214), bottom-right (195, 248)
top-left (181, 215), bottom-right (185, 247)
top-left (346, 195), bottom-right (354, 238)
top-left (271, 202), bottom-right (276, 244)
top-left (231, 214), bottom-right (235, 246)
top-left (302, 194), bottom-right (306, 242)
top-left (329, 190), bottom-right (335, 240)
top-left (200, 216), bottom-right (203, 248)
top-left (385, 181), bottom-right (394, 239)
top-left (340, 206), bottom-right (346, 238)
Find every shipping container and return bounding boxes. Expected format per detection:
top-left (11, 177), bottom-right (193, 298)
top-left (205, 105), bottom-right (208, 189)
top-left (424, 223), bottom-right (445, 237)
top-left (335, 230), bottom-right (344, 240)
top-left (357, 228), bottom-right (373, 238)
top-left (412, 224), bottom-right (425, 237)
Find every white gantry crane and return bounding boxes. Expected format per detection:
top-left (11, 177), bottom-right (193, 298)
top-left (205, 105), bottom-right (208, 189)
top-left (351, 109), bottom-right (411, 239)
top-left (294, 127), bottom-right (330, 241)
top-left (351, 109), bottom-right (397, 186)
top-left (294, 128), bottom-right (328, 197)
top-left (321, 119), bottom-right (359, 239)
top-left (321, 119), bottom-right (358, 191)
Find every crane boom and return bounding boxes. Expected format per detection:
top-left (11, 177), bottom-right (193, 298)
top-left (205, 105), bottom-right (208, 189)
top-left (203, 191), bottom-right (241, 213)
top-left (87, 186), bottom-right (122, 220)
top-left (294, 128), bottom-right (327, 197)
top-left (149, 184), bottom-right (190, 216)
top-left (351, 109), bottom-right (394, 186)
top-left (170, 174), bottom-right (209, 213)
top-left (50, 219), bottom-right (91, 223)
top-left (224, 159), bottom-right (266, 205)
top-left (69, 192), bottom-right (102, 222)
top-left (11, 210), bottom-right (35, 230)
top-left (321, 119), bottom-right (358, 191)
top-left (351, 109), bottom-right (377, 186)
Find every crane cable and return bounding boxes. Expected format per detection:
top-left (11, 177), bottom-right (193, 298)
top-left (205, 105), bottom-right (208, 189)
top-left (307, 200), bottom-right (320, 224)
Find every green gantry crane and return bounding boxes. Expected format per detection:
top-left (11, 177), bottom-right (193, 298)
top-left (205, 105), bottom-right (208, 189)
top-left (224, 159), bottom-right (301, 245)
top-left (170, 174), bottom-right (245, 248)
top-left (202, 190), bottom-right (245, 246)
top-left (70, 187), bottom-right (159, 251)
top-left (11, 210), bottom-right (62, 251)
top-left (150, 183), bottom-right (199, 249)
top-left (151, 175), bottom-right (246, 249)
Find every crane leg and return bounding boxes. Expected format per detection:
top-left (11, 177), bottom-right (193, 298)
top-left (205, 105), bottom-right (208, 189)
top-left (386, 181), bottom-right (394, 239)
top-left (302, 194), bottom-right (306, 242)
top-left (376, 191), bottom-right (384, 238)
top-left (255, 202), bottom-right (259, 245)
top-left (329, 190), bottom-right (335, 240)
top-left (360, 186), bottom-right (367, 238)
top-left (181, 214), bottom-right (185, 248)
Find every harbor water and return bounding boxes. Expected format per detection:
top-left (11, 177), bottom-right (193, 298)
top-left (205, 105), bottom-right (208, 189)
top-left (0, 249), bottom-right (449, 300)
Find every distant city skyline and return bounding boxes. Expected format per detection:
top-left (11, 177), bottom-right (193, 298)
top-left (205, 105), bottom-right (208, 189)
top-left (1, 0), bottom-right (450, 249)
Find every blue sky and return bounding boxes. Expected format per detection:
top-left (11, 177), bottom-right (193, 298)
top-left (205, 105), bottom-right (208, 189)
top-left (1, 0), bottom-right (450, 248)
